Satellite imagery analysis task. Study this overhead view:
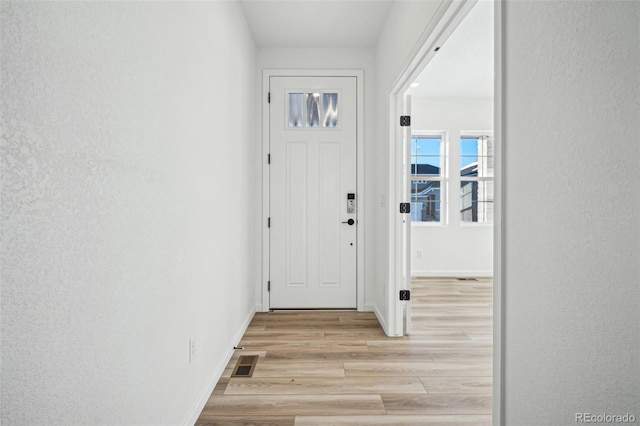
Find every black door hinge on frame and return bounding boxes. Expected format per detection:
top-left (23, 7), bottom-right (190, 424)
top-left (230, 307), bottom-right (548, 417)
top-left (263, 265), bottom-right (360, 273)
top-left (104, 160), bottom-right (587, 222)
top-left (399, 202), bottom-right (411, 214)
top-left (268, 281), bottom-right (271, 292)
top-left (268, 217), bottom-right (271, 228)
top-left (399, 290), bottom-right (411, 301)
top-left (268, 92), bottom-right (271, 103)
top-left (400, 115), bottom-right (411, 127)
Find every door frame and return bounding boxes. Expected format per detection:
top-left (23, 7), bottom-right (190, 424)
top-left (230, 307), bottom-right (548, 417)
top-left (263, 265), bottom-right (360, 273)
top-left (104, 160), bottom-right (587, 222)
top-left (386, 0), bottom-right (478, 335)
top-left (385, 0), bottom-right (504, 424)
top-left (261, 69), bottom-right (365, 312)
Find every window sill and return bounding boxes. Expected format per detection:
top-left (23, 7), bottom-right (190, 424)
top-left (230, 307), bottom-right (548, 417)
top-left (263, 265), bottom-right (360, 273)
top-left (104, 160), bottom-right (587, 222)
top-left (459, 222), bottom-right (493, 227)
top-left (411, 222), bottom-right (447, 227)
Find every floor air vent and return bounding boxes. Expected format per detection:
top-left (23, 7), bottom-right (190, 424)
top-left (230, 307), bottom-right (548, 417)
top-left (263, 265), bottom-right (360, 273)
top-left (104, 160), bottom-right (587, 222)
top-left (231, 355), bottom-right (258, 377)
top-left (456, 277), bottom-right (478, 281)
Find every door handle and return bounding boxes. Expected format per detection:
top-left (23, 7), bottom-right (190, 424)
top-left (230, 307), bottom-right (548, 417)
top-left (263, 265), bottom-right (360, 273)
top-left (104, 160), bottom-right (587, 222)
top-left (341, 219), bottom-right (355, 226)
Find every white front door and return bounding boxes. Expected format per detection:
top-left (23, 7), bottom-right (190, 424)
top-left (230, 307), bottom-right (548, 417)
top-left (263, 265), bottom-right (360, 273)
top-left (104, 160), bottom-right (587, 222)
top-left (269, 76), bottom-right (357, 309)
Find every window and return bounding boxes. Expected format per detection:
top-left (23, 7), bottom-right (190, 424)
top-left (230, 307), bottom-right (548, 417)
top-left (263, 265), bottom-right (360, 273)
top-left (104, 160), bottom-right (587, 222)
top-left (411, 134), bottom-right (445, 223)
top-left (460, 135), bottom-right (493, 223)
top-left (288, 92), bottom-right (339, 128)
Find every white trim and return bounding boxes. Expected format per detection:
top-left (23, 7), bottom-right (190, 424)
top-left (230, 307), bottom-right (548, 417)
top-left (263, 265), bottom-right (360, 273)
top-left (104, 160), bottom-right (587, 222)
top-left (411, 222), bottom-right (448, 227)
top-left (460, 130), bottom-right (495, 137)
top-left (182, 307), bottom-right (255, 426)
top-left (261, 69), bottom-right (365, 312)
top-left (261, 72), bottom-right (270, 313)
top-left (493, 0), bottom-right (504, 424)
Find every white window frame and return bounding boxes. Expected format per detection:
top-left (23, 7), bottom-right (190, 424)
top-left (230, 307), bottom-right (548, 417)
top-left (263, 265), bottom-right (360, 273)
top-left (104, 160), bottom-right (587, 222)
top-left (410, 131), bottom-right (448, 226)
top-left (459, 131), bottom-right (494, 226)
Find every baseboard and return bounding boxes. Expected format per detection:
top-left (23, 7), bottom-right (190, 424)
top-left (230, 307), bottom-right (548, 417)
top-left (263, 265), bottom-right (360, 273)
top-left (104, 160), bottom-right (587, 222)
top-left (411, 270), bottom-right (493, 278)
top-left (182, 306), bottom-right (256, 426)
top-left (365, 303), bottom-right (389, 336)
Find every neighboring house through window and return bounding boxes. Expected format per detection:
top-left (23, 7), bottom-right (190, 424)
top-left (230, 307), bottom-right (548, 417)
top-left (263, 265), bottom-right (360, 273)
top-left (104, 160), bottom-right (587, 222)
top-left (460, 134), bottom-right (494, 223)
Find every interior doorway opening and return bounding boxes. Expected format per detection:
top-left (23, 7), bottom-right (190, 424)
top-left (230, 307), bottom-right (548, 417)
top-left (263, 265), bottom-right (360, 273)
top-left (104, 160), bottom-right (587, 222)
top-left (387, 0), bottom-right (502, 422)
top-left (405, 0), bottom-right (494, 328)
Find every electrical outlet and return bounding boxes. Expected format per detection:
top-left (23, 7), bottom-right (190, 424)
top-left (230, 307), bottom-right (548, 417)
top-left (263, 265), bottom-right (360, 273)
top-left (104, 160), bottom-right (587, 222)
top-left (189, 338), bottom-right (196, 364)
top-left (417, 250), bottom-right (423, 258)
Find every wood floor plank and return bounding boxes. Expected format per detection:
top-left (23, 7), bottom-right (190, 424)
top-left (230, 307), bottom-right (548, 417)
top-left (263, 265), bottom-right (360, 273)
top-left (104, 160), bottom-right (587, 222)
top-left (196, 416), bottom-right (294, 426)
top-left (242, 329), bottom-right (325, 340)
top-left (240, 340), bottom-right (368, 352)
top-left (201, 395), bottom-right (386, 416)
top-left (294, 414), bottom-right (493, 425)
top-left (465, 331), bottom-right (493, 340)
top-left (225, 376), bottom-right (427, 395)
top-left (265, 350), bottom-right (434, 363)
top-left (427, 350), bottom-right (493, 363)
top-left (381, 393), bottom-right (492, 415)
top-left (366, 331), bottom-right (472, 341)
top-left (212, 377), bottom-right (230, 395)
top-left (365, 339), bottom-right (490, 348)
top-left (252, 361), bottom-right (345, 378)
top-left (338, 316), bottom-right (382, 326)
top-left (344, 362), bottom-right (492, 377)
top-left (323, 327), bottom-right (388, 340)
top-left (420, 376), bottom-right (492, 393)
top-left (367, 341), bottom-right (488, 354)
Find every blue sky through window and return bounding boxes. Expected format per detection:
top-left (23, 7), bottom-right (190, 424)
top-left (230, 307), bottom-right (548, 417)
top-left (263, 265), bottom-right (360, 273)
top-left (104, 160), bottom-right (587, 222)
top-left (411, 137), bottom-right (441, 170)
top-left (460, 138), bottom-right (479, 169)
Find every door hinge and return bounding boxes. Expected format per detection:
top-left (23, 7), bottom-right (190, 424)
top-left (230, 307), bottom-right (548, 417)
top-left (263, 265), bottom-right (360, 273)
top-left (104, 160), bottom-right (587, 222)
top-left (268, 92), bottom-right (271, 103)
top-left (268, 281), bottom-right (271, 292)
top-left (399, 202), bottom-right (411, 214)
top-left (399, 290), bottom-right (411, 301)
top-left (268, 217), bottom-right (271, 228)
top-left (268, 153), bottom-right (271, 164)
top-left (400, 115), bottom-right (411, 127)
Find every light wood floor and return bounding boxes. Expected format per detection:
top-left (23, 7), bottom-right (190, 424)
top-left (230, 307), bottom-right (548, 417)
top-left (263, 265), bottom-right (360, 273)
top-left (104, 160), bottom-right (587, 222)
top-left (196, 277), bottom-right (493, 426)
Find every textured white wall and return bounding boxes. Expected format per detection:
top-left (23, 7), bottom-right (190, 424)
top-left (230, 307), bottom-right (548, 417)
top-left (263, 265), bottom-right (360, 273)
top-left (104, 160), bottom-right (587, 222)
top-left (1, 2), bottom-right (257, 424)
top-left (502, 1), bottom-right (640, 424)
top-left (411, 97), bottom-right (493, 276)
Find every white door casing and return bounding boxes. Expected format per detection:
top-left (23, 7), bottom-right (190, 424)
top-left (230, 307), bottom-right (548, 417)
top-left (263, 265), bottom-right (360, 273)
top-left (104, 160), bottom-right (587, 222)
top-left (387, 1), bottom-right (479, 337)
top-left (402, 94), bottom-right (412, 335)
top-left (269, 76), bottom-right (357, 309)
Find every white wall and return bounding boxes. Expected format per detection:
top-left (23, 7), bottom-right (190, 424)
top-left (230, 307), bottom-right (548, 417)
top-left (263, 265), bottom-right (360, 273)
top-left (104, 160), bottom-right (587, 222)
top-left (502, 1), bottom-right (639, 424)
top-left (411, 97), bottom-right (493, 276)
top-left (0, 2), bottom-right (257, 424)
top-left (255, 48), bottom-right (378, 311)
top-left (374, 0), bottom-right (443, 334)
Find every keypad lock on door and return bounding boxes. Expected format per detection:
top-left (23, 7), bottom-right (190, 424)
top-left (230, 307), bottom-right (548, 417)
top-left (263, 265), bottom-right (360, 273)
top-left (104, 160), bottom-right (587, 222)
top-left (347, 193), bottom-right (356, 214)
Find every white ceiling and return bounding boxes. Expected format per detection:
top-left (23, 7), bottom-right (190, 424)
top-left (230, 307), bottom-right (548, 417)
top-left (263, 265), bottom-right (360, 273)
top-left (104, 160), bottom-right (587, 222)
top-left (407, 0), bottom-right (494, 99)
top-left (240, 0), bottom-right (394, 48)
top-left (240, 0), bottom-right (493, 99)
